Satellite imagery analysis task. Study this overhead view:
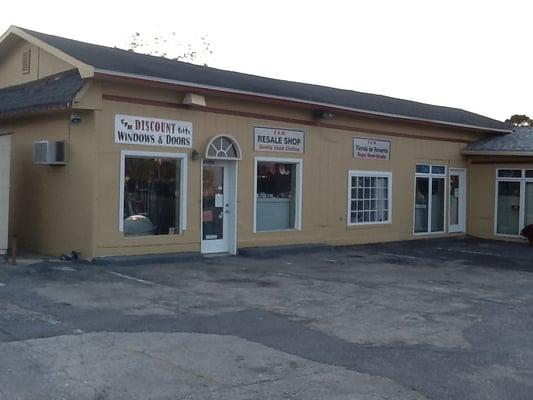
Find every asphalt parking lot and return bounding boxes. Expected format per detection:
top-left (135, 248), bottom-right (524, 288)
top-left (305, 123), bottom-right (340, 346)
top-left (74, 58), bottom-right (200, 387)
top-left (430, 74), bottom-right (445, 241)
top-left (0, 237), bottom-right (533, 400)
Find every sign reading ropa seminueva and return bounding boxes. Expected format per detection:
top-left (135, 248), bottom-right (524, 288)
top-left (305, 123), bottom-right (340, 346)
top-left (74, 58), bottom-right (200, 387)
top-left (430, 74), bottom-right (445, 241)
top-left (254, 127), bottom-right (305, 154)
top-left (115, 114), bottom-right (193, 148)
top-left (353, 137), bottom-right (391, 160)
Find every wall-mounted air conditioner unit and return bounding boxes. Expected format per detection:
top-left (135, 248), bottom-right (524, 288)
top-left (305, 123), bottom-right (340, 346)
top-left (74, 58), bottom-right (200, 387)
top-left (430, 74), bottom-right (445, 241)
top-left (33, 141), bottom-right (67, 165)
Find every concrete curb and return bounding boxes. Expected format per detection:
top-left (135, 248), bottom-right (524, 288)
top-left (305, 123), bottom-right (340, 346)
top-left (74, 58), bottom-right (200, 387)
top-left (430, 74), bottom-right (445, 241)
top-left (91, 252), bottom-right (203, 266)
top-left (238, 244), bottom-right (333, 259)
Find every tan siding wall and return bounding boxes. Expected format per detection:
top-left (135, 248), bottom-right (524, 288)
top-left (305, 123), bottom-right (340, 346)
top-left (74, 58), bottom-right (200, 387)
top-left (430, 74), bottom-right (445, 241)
top-left (90, 81), bottom-right (477, 258)
top-left (5, 113), bottom-right (95, 257)
top-left (0, 39), bottom-right (73, 89)
top-left (5, 75), bottom-right (512, 259)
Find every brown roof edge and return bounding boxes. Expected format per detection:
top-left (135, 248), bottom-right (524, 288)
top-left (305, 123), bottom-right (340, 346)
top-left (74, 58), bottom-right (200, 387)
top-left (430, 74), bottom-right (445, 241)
top-left (93, 71), bottom-right (511, 135)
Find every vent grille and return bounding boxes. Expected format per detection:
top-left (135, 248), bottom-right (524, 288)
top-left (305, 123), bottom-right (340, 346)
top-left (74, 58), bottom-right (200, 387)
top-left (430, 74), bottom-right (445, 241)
top-left (33, 141), bottom-right (48, 164)
top-left (22, 49), bottom-right (31, 74)
top-left (33, 141), bottom-right (67, 165)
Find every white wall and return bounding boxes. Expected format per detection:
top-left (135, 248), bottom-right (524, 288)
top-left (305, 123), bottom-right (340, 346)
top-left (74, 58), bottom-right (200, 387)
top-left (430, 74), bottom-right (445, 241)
top-left (0, 134), bottom-right (11, 255)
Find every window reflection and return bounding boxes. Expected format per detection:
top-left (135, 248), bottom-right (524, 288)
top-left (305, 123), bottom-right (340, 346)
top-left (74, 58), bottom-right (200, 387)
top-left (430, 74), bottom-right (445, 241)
top-left (123, 157), bottom-right (180, 236)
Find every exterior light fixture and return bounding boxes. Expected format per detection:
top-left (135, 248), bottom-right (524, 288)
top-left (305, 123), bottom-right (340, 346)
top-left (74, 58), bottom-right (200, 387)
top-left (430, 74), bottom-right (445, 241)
top-left (312, 110), bottom-right (335, 120)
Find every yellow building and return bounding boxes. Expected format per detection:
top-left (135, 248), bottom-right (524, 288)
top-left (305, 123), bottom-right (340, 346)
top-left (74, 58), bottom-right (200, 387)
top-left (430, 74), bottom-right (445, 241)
top-left (0, 26), bottom-right (529, 260)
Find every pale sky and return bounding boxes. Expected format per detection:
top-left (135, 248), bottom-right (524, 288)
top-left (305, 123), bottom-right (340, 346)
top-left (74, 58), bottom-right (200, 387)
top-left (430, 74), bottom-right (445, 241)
top-left (2, 0), bottom-right (531, 121)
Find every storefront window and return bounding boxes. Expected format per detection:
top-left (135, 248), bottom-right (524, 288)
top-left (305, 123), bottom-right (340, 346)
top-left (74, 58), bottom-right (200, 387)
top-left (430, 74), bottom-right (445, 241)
top-left (348, 171), bottom-right (392, 225)
top-left (496, 169), bottom-right (533, 236)
top-left (255, 160), bottom-right (301, 231)
top-left (122, 156), bottom-right (181, 236)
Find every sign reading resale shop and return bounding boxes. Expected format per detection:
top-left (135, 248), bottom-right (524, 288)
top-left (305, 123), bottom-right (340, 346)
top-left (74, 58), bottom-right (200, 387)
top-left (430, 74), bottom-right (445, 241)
top-left (353, 137), bottom-right (391, 160)
top-left (254, 127), bottom-right (305, 154)
top-left (115, 114), bottom-right (193, 148)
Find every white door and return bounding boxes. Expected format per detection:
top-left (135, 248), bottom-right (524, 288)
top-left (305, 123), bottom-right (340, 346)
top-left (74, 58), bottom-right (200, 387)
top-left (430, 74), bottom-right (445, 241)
top-left (449, 169), bottom-right (467, 233)
top-left (201, 160), bottom-right (237, 254)
top-left (0, 135), bottom-right (11, 255)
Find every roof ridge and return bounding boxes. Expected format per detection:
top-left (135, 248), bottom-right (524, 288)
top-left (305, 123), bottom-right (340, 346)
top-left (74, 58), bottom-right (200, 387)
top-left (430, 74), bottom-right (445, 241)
top-left (11, 26), bottom-right (509, 132)
top-left (15, 27), bottom-right (489, 115)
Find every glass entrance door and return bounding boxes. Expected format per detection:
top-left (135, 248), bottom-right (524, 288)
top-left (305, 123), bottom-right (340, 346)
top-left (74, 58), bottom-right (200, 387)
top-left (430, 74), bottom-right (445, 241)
top-left (414, 165), bottom-right (446, 234)
top-left (201, 160), bottom-right (237, 254)
top-left (496, 181), bottom-right (521, 235)
top-left (202, 162), bottom-right (228, 253)
top-left (449, 169), bottom-right (466, 233)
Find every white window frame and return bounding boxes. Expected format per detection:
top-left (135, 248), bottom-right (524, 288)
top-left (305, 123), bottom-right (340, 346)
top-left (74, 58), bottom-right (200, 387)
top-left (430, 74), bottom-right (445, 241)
top-left (494, 168), bottom-right (533, 238)
top-left (347, 170), bottom-right (393, 227)
top-left (119, 150), bottom-right (188, 234)
top-left (253, 156), bottom-right (303, 233)
top-left (413, 164), bottom-right (447, 235)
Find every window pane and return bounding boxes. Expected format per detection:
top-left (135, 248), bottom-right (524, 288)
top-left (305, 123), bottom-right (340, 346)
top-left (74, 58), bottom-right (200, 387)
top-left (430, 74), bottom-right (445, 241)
top-left (123, 157), bottom-right (180, 236)
top-left (497, 181), bottom-right (521, 235)
top-left (525, 183), bottom-right (533, 227)
top-left (449, 174), bottom-right (459, 225)
top-left (202, 164), bottom-right (224, 240)
top-left (431, 178), bottom-right (445, 232)
top-left (525, 170), bottom-right (533, 178)
top-left (256, 162), bottom-right (296, 231)
top-left (431, 166), bottom-right (446, 175)
top-left (498, 169), bottom-right (522, 178)
top-left (415, 177), bottom-right (429, 232)
top-left (349, 174), bottom-right (389, 224)
top-left (416, 165), bottom-right (430, 174)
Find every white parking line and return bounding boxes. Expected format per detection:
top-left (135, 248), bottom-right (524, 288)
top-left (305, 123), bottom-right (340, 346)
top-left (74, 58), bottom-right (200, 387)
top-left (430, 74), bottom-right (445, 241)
top-left (106, 271), bottom-right (156, 286)
top-left (381, 253), bottom-right (417, 259)
top-left (0, 282), bottom-right (5, 288)
top-left (436, 248), bottom-right (501, 257)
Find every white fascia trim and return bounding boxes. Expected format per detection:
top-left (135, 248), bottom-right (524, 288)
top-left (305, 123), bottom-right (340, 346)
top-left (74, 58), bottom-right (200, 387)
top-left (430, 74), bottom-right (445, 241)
top-left (462, 150), bottom-right (533, 157)
top-left (6, 26), bottom-right (95, 78)
top-left (94, 68), bottom-right (511, 134)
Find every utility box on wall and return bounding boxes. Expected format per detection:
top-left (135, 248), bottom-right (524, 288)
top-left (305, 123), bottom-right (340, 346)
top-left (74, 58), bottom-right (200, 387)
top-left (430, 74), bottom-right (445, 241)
top-left (0, 134), bottom-right (11, 255)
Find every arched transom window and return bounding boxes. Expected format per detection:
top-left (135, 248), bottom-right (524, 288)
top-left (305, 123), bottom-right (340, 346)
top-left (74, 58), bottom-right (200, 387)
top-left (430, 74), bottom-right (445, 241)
top-left (205, 135), bottom-right (242, 160)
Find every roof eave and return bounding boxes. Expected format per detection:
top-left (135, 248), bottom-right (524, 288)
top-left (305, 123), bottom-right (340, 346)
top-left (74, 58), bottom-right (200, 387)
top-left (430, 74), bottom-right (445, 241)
top-left (462, 149), bottom-right (533, 157)
top-left (0, 102), bottom-right (72, 121)
top-left (93, 69), bottom-right (511, 134)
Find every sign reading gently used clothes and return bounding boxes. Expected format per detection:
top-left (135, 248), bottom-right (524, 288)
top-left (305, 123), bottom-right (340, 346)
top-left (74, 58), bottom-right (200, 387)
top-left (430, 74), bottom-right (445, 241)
top-left (115, 114), bottom-right (193, 148)
top-left (254, 127), bottom-right (305, 154)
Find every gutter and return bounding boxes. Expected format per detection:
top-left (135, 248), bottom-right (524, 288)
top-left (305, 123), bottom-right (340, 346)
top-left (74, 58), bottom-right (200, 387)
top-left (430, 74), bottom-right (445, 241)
top-left (0, 103), bottom-right (72, 121)
top-left (94, 69), bottom-right (511, 134)
top-left (462, 149), bottom-right (533, 157)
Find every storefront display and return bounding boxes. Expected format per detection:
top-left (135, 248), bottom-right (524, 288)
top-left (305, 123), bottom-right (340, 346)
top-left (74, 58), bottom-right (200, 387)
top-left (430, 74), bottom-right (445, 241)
top-left (256, 161), bottom-right (296, 231)
top-left (122, 157), bottom-right (182, 236)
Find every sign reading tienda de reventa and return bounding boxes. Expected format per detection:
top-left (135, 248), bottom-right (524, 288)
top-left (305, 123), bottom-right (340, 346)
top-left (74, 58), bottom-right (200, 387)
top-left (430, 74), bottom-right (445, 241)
top-left (115, 114), bottom-right (193, 148)
top-left (353, 137), bottom-right (391, 160)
